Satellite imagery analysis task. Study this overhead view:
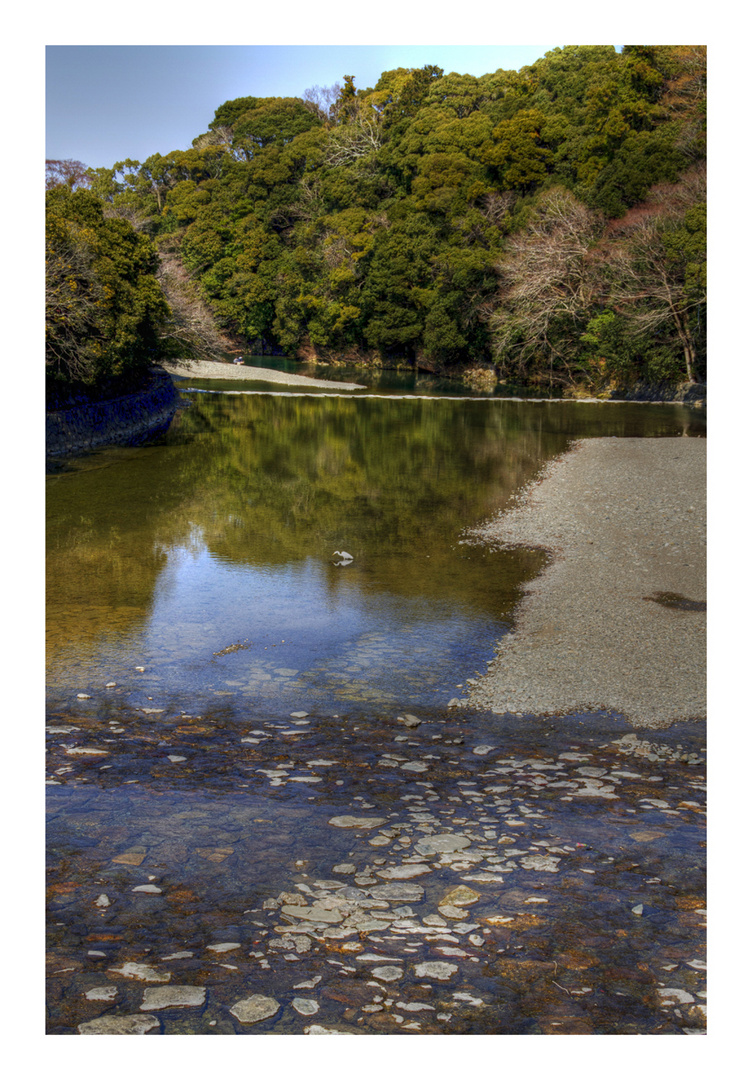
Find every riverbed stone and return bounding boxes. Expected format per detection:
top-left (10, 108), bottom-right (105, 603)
top-left (140, 986), bottom-right (206, 1010)
top-left (229, 994), bottom-right (281, 1024)
top-left (440, 885), bottom-right (480, 907)
top-left (414, 961), bottom-right (458, 981)
top-left (291, 997), bottom-right (319, 1015)
top-left (79, 1013), bottom-right (160, 1035)
top-left (329, 816), bottom-right (387, 829)
top-left (283, 904), bottom-right (343, 924)
top-left (371, 966), bottom-right (404, 982)
top-left (415, 834), bottom-right (471, 856)
top-left (84, 985), bottom-right (118, 1001)
top-left (519, 855), bottom-right (561, 872)
top-left (369, 883), bottom-right (425, 902)
top-left (376, 864), bottom-right (432, 880)
top-left (109, 962), bottom-right (170, 983)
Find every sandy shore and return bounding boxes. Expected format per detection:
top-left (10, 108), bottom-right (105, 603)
top-left (160, 358), bottom-right (365, 391)
top-left (464, 437), bottom-right (706, 729)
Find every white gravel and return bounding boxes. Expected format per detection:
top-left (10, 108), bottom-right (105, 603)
top-left (464, 437), bottom-right (706, 729)
top-left (160, 359), bottom-right (365, 390)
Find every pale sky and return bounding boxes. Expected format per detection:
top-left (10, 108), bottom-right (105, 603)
top-left (45, 44), bottom-right (567, 170)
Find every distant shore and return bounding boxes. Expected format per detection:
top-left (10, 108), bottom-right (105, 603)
top-left (160, 359), bottom-right (365, 391)
top-left (464, 436), bottom-right (706, 729)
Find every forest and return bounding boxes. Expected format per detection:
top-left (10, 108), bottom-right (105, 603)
top-left (45, 45), bottom-right (706, 398)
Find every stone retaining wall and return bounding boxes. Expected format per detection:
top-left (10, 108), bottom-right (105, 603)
top-left (46, 368), bottom-right (180, 459)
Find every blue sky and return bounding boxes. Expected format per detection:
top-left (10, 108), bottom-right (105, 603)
top-left (46, 44), bottom-right (569, 170)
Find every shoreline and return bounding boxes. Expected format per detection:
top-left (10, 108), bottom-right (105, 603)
top-left (462, 437), bottom-right (706, 730)
top-left (160, 360), bottom-right (706, 404)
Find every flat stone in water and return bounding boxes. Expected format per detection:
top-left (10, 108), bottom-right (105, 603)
top-left (369, 883), bottom-right (425, 902)
top-left (440, 885), bottom-right (480, 907)
top-left (140, 986), bottom-right (206, 1010)
top-left (109, 962), bottom-right (169, 983)
top-left (415, 834), bottom-right (471, 856)
top-left (519, 855), bottom-right (561, 872)
top-left (230, 994), bottom-right (281, 1024)
top-left (438, 905), bottom-right (469, 920)
top-left (414, 961), bottom-right (458, 981)
top-left (283, 904), bottom-right (343, 924)
top-left (329, 816), bottom-right (388, 829)
top-left (292, 997), bottom-right (319, 1016)
top-left (85, 986), bottom-right (118, 1001)
top-left (79, 1014), bottom-right (160, 1035)
top-left (371, 966), bottom-right (404, 982)
top-left (376, 864), bottom-right (432, 880)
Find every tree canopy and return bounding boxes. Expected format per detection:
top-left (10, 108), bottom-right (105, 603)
top-left (48, 46), bottom-right (707, 393)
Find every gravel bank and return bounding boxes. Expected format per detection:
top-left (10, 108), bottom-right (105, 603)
top-left (160, 359), bottom-right (365, 391)
top-left (464, 437), bottom-right (706, 729)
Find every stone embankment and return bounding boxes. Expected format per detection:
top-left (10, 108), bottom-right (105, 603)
top-left (46, 368), bottom-right (180, 460)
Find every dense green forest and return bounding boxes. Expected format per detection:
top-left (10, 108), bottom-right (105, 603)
top-left (46, 45), bottom-right (706, 397)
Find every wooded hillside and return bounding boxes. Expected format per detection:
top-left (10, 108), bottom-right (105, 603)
top-left (47, 46), bottom-right (706, 394)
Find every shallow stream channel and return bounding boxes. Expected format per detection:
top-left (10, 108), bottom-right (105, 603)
top-left (46, 369), bottom-right (707, 1035)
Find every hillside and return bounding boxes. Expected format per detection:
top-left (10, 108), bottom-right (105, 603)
top-left (48, 46), bottom-right (706, 396)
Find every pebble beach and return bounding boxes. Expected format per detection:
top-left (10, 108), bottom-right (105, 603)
top-left (161, 358), bottom-right (365, 390)
top-left (463, 437), bottom-right (706, 729)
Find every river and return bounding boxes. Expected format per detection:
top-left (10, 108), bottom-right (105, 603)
top-left (45, 369), bottom-right (707, 1035)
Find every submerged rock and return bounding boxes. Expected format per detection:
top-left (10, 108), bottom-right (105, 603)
top-left (229, 994), bottom-right (281, 1025)
top-left (140, 986), bottom-right (206, 1010)
top-left (79, 1013), bottom-right (160, 1035)
top-left (414, 961), bottom-right (458, 981)
top-left (329, 816), bottom-right (387, 829)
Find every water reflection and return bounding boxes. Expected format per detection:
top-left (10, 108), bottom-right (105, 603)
top-left (46, 392), bottom-right (704, 716)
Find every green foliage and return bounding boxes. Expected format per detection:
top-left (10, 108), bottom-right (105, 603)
top-left (46, 187), bottom-right (170, 389)
top-left (48, 46), bottom-right (706, 391)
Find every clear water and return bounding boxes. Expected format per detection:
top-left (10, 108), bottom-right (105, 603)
top-left (46, 379), bottom-right (706, 1035)
top-left (46, 388), bottom-right (703, 718)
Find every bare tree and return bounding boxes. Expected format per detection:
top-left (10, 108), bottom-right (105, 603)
top-left (46, 159), bottom-right (90, 190)
top-left (488, 188), bottom-right (604, 386)
top-left (323, 110), bottom-right (383, 168)
top-left (302, 83), bottom-right (342, 125)
top-left (597, 168), bottom-right (706, 383)
top-left (45, 230), bottom-right (102, 382)
top-left (155, 252), bottom-right (230, 362)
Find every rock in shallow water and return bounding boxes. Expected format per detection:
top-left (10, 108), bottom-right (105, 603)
top-left (140, 986), bottom-right (206, 1010)
top-left (414, 961), bottom-right (458, 981)
top-left (415, 834), bottom-right (471, 856)
top-left (371, 966), bottom-right (404, 982)
top-left (329, 816), bottom-right (387, 829)
top-left (291, 997), bottom-right (319, 1015)
top-left (79, 1013), bottom-right (160, 1035)
top-left (229, 994), bottom-right (281, 1024)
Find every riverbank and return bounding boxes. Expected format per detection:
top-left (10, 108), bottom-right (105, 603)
top-left (46, 368), bottom-right (179, 460)
top-left (161, 358), bottom-right (366, 390)
top-left (462, 437), bottom-right (706, 729)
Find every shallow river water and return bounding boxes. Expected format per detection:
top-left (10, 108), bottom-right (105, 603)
top-left (46, 376), bottom-right (706, 1035)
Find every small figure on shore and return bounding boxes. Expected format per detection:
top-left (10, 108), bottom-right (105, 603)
top-left (234, 356), bottom-right (244, 365)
